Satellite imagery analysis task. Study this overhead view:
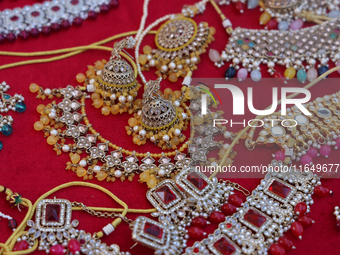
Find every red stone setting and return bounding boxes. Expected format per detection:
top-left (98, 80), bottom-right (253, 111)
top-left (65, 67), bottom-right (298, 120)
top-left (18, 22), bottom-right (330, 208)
top-left (268, 180), bottom-right (291, 198)
top-left (45, 204), bottom-right (61, 222)
top-left (187, 172), bottom-right (208, 190)
top-left (213, 237), bottom-right (236, 255)
top-left (243, 209), bottom-right (267, 228)
top-left (155, 185), bottom-right (177, 204)
top-left (144, 222), bottom-right (163, 239)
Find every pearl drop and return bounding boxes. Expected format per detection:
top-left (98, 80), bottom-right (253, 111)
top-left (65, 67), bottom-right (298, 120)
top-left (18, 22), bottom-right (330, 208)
top-left (174, 129), bottom-right (181, 136)
top-left (110, 94), bottom-right (116, 101)
top-left (44, 89), bottom-right (52, 95)
top-left (182, 113), bottom-right (187, 119)
top-left (62, 145), bottom-right (70, 152)
top-left (168, 62), bottom-right (176, 70)
top-left (150, 136), bottom-right (156, 142)
top-left (139, 129), bottom-right (146, 136)
top-left (161, 65), bottom-right (168, 72)
top-left (163, 135), bottom-right (170, 141)
top-left (278, 21), bottom-right (289, 31)
top-left (79, 160), bottom-right (87, 167)
top-left (127, 95), bottom-right (133, 102)
top-left (173, 100), bottom-right (180, 107)
top-left (149, 59), bottom-right (155, 67)
top-left (191, 57), bottom-right (198, 63)
top-left (224, 131), bottom-right (231, 139)
top-left (93, 166), bottom-right (101, 172)
top-left (118, 96), bottom-right (126, 103)
top-left (133, 126), bottom-right (139, 132)
top-left (50, 129), bottom-right (58, 136)
top-left (114, 170), bottom-right (122, 178)
top-left (49, 112), bottom-right (56, 119)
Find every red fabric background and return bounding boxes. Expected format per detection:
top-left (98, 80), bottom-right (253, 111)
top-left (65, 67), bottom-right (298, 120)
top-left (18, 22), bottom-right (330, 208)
top-left (0, 0), bottom-right (339, 254)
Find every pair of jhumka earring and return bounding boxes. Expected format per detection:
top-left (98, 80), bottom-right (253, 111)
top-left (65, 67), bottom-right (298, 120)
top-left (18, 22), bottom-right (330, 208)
top-left (0, 81), bottom-right (26, 150)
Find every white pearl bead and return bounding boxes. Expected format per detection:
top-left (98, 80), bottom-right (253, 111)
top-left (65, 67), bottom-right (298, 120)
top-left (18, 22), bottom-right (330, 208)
top-left (44, 89), bottom-right (52, 95)
top-left (161, 65), bottom-right (168, 72)
top-left (182, 113), bottom-right (187, 119)
top-left (158, 169), bottom-right (166, 177)
top-left (267, 61), bottom-right (275, 68)
top-left (191, 57), bottom-right (198, 63)
top-left (127, 95), bottom-right (133, 102)
top-left (110, 94), bottom-right (116, 101)
top-left (119, 96), bottom-right (126, 103)
top-left (224, 131), bottom-right (231, 139)
top-left (168, 62), bottom-right (176, 70)
top-left (114, 170), bottom-right (122, 178)
top-left (163, 135), bottom-right (170, 141)
top-left (93, 166), bottom-right (101, 173)
top-left (133, 126), bottom-right (139, 132)
top-left (173, 100), bottom-right (180, 107)
top-left (49, 112), bottom-right (56, 119)
top-left (150, 136), bottom-right (156, 142)
top-left (79, 160), bottom-right (87, 167)
top-left (174, 129), bottom-right (181, 136)
top-left (149, 59), bottom-right (156, 67)
top-left (223, 143), bottom-right (230, 149)
top-left (50, 129), bottom-right (58, 136)
top-left (62, 145), bottom-right (70, 152)
top-left (139, 129), bottom-right (146, 136)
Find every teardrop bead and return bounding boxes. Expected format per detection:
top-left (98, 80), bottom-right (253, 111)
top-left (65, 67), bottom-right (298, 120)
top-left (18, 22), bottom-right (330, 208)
top-left (291, 221), bottom-right (304, 239)
top-left (297, 69), bottom-right (307, 83)
top-left (250, 70), bottom-right (262, 82)
top-left (269, 243), bottom-right (286, 255)
top-left (191, 217), bottom-right (208, 228)
top-left (209, 49), bottom-right (220, 63)
top-left (209, 211), bottom-right (225, 223)
top-left (314, 185), bottom-right (331, 197)
top-left (187, 226), bottom-right (204, 239)
top-left (278, 236), bottom-right (294, 250)
top-left (290, 19), bottom-right (303, 30)
top-left (237, 68), bottom-right (248, 81)
top-left (228, 194), bottom-right (243, 207)
top-left (259, 12), bottom-right (271, 25)
top-left (284, 67), bottom-right (296, 79)
top-left (294, 202), bottom-right (307, 215)
top-left (297, 215), bottom-right (314, 227)
top-left (225, 67), bottom-right (236, 79)
top-left (318, 65), bottom-right (329, 77)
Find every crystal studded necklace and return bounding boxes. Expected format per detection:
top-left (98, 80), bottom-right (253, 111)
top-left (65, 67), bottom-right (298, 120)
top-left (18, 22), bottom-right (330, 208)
top-left (0, 0), bottom-right (120, 43)
top-left (208, 0), bottom-right (340, 83)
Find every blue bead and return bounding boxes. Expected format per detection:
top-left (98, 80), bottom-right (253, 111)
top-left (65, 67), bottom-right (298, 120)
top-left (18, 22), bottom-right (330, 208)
top-left (3, 94), bottom-right (10, 99)
top-left (318, 66), bottom-right (329, 77)
top-left (297, 69), bottom-right (307, 83)
top-left (225, 67), bottom-right (236, 79)
top-left (0, 141), bottom-right (2, 151)
top-left (1, 125), bottom-right (13, 136)
top-left (15, 102), bottom-right (26, 113)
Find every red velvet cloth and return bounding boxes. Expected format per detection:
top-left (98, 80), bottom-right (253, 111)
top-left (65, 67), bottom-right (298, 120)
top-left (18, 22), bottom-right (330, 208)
top-left (0, 0), bottom-right (339, 254)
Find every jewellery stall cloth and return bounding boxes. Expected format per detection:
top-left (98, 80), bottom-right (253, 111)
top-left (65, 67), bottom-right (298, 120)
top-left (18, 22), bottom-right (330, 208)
top-left (0, 0), bottom-right (339, 254)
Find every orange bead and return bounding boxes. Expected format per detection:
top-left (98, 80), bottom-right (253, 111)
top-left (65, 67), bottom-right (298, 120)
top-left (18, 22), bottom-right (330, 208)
top-left (164, 88), bottom-right (173, 96)
top-left (111, 105), bottom-right (119, 115)
top-left (92, 98), bottom-right (103, 108)
top-left (34, 121), bottom-right (44, 131)
top-left (29, 83), bottom-right (40, 93)
top-left (76, 167), bottom-right (87, 177)
top-left (96, 171), bottom-right (107, 181)
top-left (138, 55), bottom-right (148, 65)
top-left (101, 106), bottom-right (111, 115)
top-left (36, 104), bottom-right (45, 114)
top-left (47, 135), bottom-right (58, 145)
top-left (91, 92), bottom-right (100, 100)
top-left (260, 12), bottom-right (271, 25)
top-left (143, 45), bottom-right (152, 54)
top-left (76, 73), bottom-right (86, 83)
top-left (128, 118), bottom-right (138, 127)
top-left (209, 26), bottom-right (216, 35)
top-left (70, 153), bottom-right (80, 164)
top-left (95, 60), bottom-right (105, 70)
top-left (169, 73), bottom-right (178, 83)
top-left (170, 136), bottom-right (179, 146)
top-left (173, 90), bottom-right (181, 99)
top-left (40, 115), bottom-right (50, 125)
top-left (86, 69), bottom-right (95, 78)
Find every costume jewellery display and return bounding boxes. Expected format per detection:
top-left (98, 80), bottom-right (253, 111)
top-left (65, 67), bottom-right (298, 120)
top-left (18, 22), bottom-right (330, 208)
top-left (0, 0), bottom-right (120, 43)
top-left (0, 81), bottom-right (26, 150)
top-left (208, 0), bottom-right (340, 83)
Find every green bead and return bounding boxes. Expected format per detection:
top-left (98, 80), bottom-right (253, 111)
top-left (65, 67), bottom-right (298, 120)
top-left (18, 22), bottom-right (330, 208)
top-left (297, 69), bottom-right (307, 83)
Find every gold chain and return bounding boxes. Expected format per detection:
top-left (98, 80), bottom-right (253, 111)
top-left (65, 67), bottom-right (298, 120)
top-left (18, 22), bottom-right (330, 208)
top-left (221, 180), bottom-right (251, 196)
top-left (71, 202), bottom-right (134, 224)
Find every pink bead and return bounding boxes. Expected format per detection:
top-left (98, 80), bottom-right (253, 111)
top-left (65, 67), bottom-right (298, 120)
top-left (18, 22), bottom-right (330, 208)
top-left (307, 147), bottom-right (318, 158)
top-left (290, 19), bottom-right (303, 30)
top-left (275, 151), bottom-right (285, 161)
top-left (301, 154), bottom-right (312, 165)
top-left (237, 68), bottom-right (248, 81)
top-left (50, 244), bottom-right (65, 255)
top-left (337, 62), bottom-right (340, 74)
top-left (319, 145), bottom-right (331, 157)
top-left (335, 137), bottom-right (340, 147)
top-left (209, 49), bottom-right (220, 63)
top-left (307, 68), bottom-right (317, 82)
